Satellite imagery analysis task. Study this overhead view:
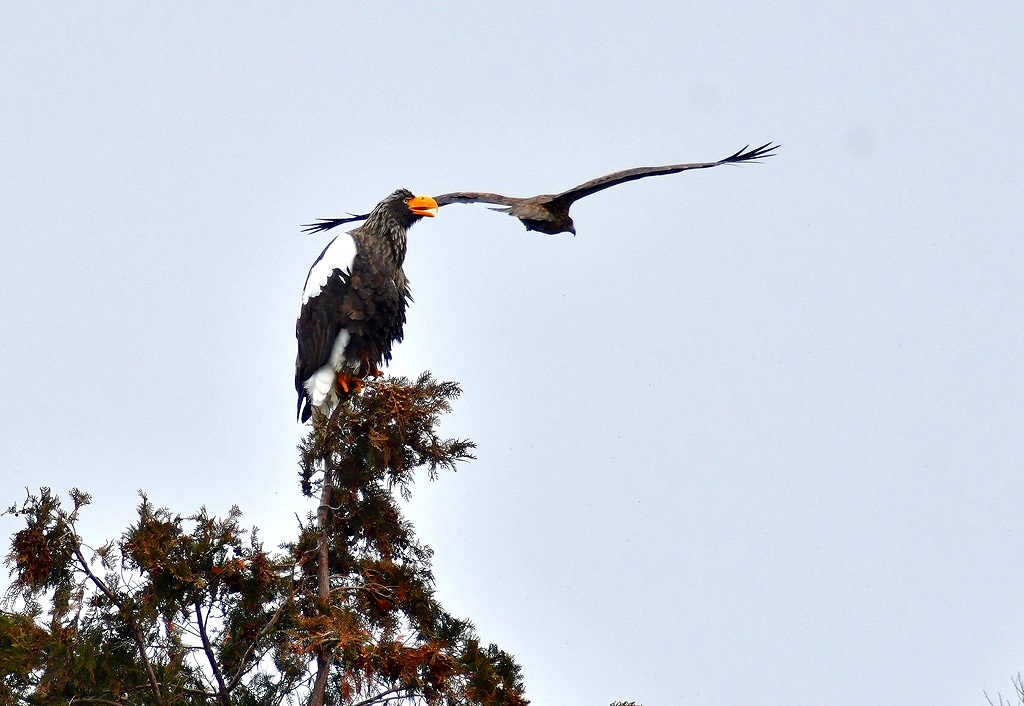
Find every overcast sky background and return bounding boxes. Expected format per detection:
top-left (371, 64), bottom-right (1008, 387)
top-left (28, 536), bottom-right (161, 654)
top-left (1, 3), bottom-right (1021, 704)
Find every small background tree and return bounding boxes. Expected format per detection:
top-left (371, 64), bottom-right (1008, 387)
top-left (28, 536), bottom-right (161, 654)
top-left (986, 674), bottom-right (1024, 706)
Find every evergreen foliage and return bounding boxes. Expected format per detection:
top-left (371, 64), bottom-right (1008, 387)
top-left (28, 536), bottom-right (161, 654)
top-left (1, 374), bottom-right (528, 706)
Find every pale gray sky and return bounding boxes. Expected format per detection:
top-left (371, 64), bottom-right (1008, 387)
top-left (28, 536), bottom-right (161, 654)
top-left (1, 3), bottom-right (1021, 704)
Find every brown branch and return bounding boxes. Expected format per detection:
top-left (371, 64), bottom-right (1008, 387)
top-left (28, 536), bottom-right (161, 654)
top-left (68, 526), bottom-right (164, 706)
top-left (193, 597), bottom-right (231, 706)
top-left (350, 687), bottom-right (411, 706)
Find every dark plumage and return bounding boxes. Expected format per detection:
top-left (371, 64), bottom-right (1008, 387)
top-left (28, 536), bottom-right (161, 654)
top-left (295, 189), bottom-right (437, 422)
top-left (301, 143), bottom-right (778, 237)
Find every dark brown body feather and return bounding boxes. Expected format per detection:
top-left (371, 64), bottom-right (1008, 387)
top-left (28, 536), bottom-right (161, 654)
top-left (296, 190), bottom-right (420, 422)
top-left (294, 235), bottom-right (410, 382)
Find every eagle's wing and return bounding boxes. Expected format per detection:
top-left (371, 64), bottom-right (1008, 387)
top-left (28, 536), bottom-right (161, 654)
top-left (433, 192), bottom-right (523, 208)
top-left (295, 296), bottom-right (345, 392)
top-left (295, 235), bottom-right (359, 419)
top-left (301, 213), bottom-right (370, 234)
top-left (550, 143), bottom-right (779, 206)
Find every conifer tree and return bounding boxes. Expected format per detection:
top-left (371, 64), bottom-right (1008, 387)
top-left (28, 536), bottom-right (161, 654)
top-left (1, 374), bottom-right (528, 706)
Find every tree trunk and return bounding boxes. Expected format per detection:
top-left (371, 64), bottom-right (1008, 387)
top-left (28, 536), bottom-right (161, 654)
top-left (308, 474), bottom-right (333, 706)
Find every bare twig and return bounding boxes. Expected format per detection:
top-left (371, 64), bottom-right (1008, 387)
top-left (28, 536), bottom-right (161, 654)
top-left (68, 525), bottom-right (164, 706)
top-left (194, 597), bottom-right (231, 706)
top-left (227, 598), bottom-right (290, 690)
top-left (351, 687), bottom-right (412, 706)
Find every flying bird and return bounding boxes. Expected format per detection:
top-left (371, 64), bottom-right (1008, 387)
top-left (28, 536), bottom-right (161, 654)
top-left (301, 143), bottom-right (778, 237)
top-left (295, 189), bottom-right (438, 422)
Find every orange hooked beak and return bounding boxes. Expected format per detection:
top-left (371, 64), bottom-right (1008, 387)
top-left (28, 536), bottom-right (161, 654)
top-left (407, 195), bottom-right (438, 218)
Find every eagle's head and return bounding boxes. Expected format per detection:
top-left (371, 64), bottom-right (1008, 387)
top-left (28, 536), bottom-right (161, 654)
top-left (360, 189), bottom-right (438, 265)
top-left (374, 188), bottom-right (438, 229)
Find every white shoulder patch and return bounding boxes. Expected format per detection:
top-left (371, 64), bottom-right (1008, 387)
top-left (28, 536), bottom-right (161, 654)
top-left (302, 233), bottom-right (358, 305)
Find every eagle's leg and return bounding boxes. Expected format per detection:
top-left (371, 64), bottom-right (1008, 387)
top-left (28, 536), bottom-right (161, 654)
top-left (360, 356), bottom-right (383, 378)
top-left (336, 370), bottom-right (364, 394)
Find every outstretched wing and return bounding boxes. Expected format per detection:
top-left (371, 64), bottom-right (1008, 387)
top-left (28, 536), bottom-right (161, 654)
top-left (550, 143), bottom-right (779, 206)
top-left (303, 191), bottom-right (524, 228)
top-left (433, 192), bottom-right (523, 208)
top-left (302, 143), bottom-right (777, 231)
top-left (301, 213), bottom-right (370, 234)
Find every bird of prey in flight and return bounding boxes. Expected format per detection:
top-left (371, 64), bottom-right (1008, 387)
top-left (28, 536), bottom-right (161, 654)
top-left (302, 143), bottom-right (778, 237)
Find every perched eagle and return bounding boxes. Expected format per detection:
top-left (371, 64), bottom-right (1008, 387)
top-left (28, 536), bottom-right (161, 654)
top-left (295, 189), bottom-right (438, 422)
top-left (302, 143), bottom-right (778, 237)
